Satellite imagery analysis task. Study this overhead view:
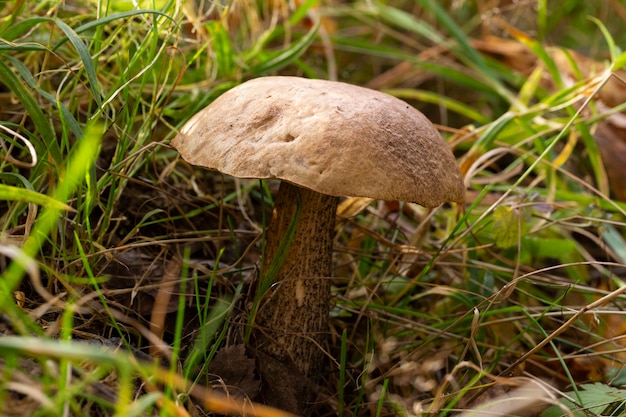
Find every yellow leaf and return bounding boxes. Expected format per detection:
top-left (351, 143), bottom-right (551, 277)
top-left (493, 206), bottom-right (519, 249)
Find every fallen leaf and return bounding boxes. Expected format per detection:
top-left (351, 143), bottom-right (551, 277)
top-left (254, 349), bottom-right (314, 415)
top-left (206, 345), bottom-right (261, 400)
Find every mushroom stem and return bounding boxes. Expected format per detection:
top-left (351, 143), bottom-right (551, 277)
top-left (253, 181), bottom-right (338, 378)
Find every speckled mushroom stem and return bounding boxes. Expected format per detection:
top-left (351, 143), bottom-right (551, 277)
top-left (253, 181), bottom-right (338, 378)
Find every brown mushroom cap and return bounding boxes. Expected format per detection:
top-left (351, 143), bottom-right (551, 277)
top-left (172, 76), bottom-right (465, 207)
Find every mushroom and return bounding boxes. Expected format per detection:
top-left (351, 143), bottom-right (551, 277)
top-left (171, 76), bottom-right (465, 411)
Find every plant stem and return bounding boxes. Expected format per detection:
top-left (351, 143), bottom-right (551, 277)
top-left (253, 181), bottom-right (338, 378)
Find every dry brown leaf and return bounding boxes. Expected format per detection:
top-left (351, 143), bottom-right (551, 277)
top-left (458, 380), bottom-right (556, 417)
top-left (254, 349), bottom-right (315, 415)
top-left (206, 344), bottom-right (261, 400)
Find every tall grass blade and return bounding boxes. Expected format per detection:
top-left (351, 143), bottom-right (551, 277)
top-left (6, 55), bottom-right (83, 139)
top-left (0, 184), bottom-right (74, 211)
top-left (0, 122), bottom-right (104, 302)
top-left (251, 21), bottom-right (320, 74)
top-left (51, 18), bottom-right (103, 109)
top-left (0, 59), bottom-right (60, 164)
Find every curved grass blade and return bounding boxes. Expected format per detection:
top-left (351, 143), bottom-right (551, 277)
top-left (51, 18), bottom-right (103, 108)
top-left (415, 0), bottom-right (510, 99)
top-left (331, 37), bottom-right (502, 95)
top-left (0, 184), bottom-right (74, 211)
top-left (250, 21), bottom-right (320, 75)
top-left (369, 2), bottom-right (445, 44)
top-left (385, 88), bottom-right (491, 124)
top-left (0, 42), bottom-right (48, 52)
top-left (0, 16), bottom-right (49, 41)
top-left (6, 55), bottom-right (82, 140)
top-left (52, 9), bottom-right (174, 49)
top-left (0, 122), bottom-right (104, 305)
top-left (206, 21), bottom-right (235, 78)
top-left (0, 59), bottom-right (60, 165)
top-left (588, 16), bottom-right (618, 64)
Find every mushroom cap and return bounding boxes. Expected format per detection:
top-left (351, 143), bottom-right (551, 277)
top-left (172, 76), bottom-right (465, 207)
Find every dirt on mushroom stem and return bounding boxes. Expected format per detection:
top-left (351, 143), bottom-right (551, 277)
top-left (250, 181), bottom-right (338, 398)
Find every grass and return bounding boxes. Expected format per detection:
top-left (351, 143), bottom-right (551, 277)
top-left (2, 0), bottom-right (626, 416)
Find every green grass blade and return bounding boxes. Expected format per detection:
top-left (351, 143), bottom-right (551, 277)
top-left (370, 2), bottom-right (445, 44)
top-left (51, 18), bottom-right (103, 109)
top-left (601, 224), bottom-right (626, 264)
top-left (515, 33), bottom-right (565, 89)
top-left (251, 21), bottom-right (320, 75)
top-left (207, 21), bottom-right (235, 78)
top-left (0, 184), bottom-right (74, 211)
top-left (244, 192), bottom-right (302, 343)
top-left (0, 16), bottom-right (49, 41)
top-left (53, 9), bottom-right (174, 49)
top-left (614, 50), bottom-right (626, 71)
top-left (6, 55), bottom-right (83, 139)
top-left (0, 122), bottom-right (104, 305)
top-left (289, 0), bottom-right (320, 25)
top-left (588, 16), bottom-right (618, 63)
top-left (330, 36), bottom-right (503, 95)
top-left (415, 0), bottom-right (509, 97)
top-left (338, 328), bottom-right (348, 417)
top-left (385, 88), bottom-right (491, 124)
top-left (0, 59), bottom-right (61, 165)
top-left (0, 336), bottom-right (135, 366)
